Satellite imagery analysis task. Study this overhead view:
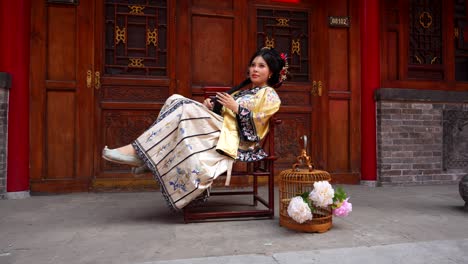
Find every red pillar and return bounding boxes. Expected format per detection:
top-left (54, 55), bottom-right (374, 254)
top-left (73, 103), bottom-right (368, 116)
top-left (0, 0), bottom-right (31, 196)
top-left (360, 0), bottom-right (380, 183)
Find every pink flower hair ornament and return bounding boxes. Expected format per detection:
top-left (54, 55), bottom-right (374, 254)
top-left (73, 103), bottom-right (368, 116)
top-left (279, 53), bottom-right (289, 83)
top-left (271, 52), bottom-right (289, 89)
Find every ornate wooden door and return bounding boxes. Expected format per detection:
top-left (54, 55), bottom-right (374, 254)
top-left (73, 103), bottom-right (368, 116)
top-left (248, 0), bottom-right (361, 184)
top-left (92, 0), bottom-right (176, 190)
top-left (248, 1), bottom-right (323, 175)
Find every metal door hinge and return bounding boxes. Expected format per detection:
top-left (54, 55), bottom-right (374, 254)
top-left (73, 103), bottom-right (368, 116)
top-left (311, 80), bottom-right (323, 96)
top-left (95, 71), bottom-right (100, 90)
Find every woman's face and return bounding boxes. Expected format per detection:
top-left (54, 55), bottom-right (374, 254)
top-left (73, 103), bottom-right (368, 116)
top-left (249, 55), bottom-right (271, 87)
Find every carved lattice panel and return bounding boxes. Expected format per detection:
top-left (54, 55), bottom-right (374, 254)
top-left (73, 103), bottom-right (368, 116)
top-left (274, 113), bottom-right (311, 170)
top-left (408, 0), bottom-right (443, 79)
top-left (454, 0), bottom-right (468, 81)
top-left (102, 86), bottom-right (169, 102)
top-left (102, 110), bottom-right (158, 171)
top-left (105, 0), bottom-right (167, 76)
top-left (257, 9), bottom-right (309, 82)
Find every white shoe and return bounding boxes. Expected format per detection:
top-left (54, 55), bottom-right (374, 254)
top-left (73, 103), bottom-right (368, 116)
top-left (102, 146), bottom-right (144, 167)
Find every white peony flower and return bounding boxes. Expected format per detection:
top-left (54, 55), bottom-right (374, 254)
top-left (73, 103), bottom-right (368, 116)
top-left (287, 196), bottom-right (313, 224)
top-left (309, 181), bottom-right (335, 208)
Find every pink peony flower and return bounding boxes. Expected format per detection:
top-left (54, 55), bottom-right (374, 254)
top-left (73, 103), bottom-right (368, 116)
top-left (332, 198), bottom-right (352, 217)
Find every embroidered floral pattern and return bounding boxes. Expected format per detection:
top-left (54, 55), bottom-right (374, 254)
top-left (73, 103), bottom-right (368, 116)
top-left (163, 156), bottom-right (175, 169)
top-left (150, 99), bottom-right (197, 127)
top-left (266, 90), bottom-right (280, 104)
top-left (236, 94), bottom-right (256, 109)
top-left (232, 86), bottom-right (262, 100)
top-left (255, 112), bottom-right (266, 126)
top-left (169, 178), bottom-right (187, 192)
top-left (237, 148), bottom-right (268, 162)
top-left (237, 106), bottom-right (259, 142)
top-left (234, 86), bottom-right (266, 142)
top-left (155, 142), bottom-right (171, 157)
top-left (131, 91), bottom-right (280, 211)
top-left (232, 86), bottom-right (280, 161)
top-left (146, 128), bottom-right (163, 143)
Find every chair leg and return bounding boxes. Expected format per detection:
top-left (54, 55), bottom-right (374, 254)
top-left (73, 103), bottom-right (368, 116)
top-left (268, 163), bottom-right (274, 218)
top-left (253, 166), bottom-right (258, 207)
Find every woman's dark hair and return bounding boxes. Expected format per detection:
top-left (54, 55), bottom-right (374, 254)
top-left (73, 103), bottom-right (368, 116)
top-left (212, 48), bottom-right (286, 114)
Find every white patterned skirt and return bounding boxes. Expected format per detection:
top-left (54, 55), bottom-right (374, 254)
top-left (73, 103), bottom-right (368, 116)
top-left (132, 95), bottom-right (232, 210)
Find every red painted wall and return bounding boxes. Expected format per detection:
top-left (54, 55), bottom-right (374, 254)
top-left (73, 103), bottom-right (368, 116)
top-left (0, 0), bottom-right (31, 192)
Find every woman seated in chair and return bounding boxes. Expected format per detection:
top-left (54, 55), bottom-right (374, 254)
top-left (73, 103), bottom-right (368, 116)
top-left (102, 47), bottom-right (287, 210)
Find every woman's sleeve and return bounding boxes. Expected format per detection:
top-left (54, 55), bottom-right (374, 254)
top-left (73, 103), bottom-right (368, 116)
top-left (236, 88), bottom-right (281, 142)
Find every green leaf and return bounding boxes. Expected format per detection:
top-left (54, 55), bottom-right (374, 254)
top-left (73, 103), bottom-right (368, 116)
top-left (309, 204), bottom-right (317, 213)
top-left (333, 186), bottom-right (347, 203)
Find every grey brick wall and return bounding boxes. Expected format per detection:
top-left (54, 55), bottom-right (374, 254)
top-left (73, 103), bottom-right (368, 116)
top-left (0, 88), bottom-right (7, 199)
top-left (377, 101), bottom-right (466, 185)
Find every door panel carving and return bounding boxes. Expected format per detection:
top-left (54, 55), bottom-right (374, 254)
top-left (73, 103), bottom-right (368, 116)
top-left (274, 113), bottom-right (310, 169)
top-left (256, 8), bottom-right (309, 82)
top-left (104, 0), bottom-right (168, 76)
top-left (101, 110), bottom-right (157, 173)
top-left (102, 86), bottom-right (169, 102)
top-left (277, 89), bottom-right (312, 105)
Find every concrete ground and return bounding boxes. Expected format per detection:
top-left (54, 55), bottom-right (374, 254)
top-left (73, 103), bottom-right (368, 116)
top-left (0, 184), bottom-right (467, 264)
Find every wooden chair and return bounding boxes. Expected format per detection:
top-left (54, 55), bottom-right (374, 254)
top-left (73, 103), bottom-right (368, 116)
top-left (183, 116), bottom-right (282, 223)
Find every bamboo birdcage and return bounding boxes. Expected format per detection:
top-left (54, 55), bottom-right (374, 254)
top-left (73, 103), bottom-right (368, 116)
top-left (279, 136), bottom-right (333, 233)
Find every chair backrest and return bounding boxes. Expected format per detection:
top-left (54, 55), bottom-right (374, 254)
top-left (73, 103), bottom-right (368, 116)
top-left (260, 116), bottom-right (281, 160)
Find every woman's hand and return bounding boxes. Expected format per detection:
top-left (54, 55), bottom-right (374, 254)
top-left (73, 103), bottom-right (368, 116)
top-left (203, 97), bottom-right (214, 110)
top-left (216, 92), bottom-right (239, 114)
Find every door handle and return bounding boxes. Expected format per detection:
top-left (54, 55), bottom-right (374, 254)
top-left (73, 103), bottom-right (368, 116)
top-left (318, 81), bottom-right (323, 96)
top-left (86, 70), bottom-right (92, 88)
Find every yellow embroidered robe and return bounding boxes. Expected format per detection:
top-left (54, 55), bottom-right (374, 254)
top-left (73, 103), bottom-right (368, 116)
top-left (216, 86), bottom-right (281, 161)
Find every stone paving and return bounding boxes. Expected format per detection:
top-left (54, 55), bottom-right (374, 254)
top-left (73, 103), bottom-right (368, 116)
top-left (0, 184), bottom-right (467, 264)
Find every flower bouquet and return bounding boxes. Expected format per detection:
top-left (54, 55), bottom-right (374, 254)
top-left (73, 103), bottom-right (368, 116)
top-left (279, 167), bottom-right (353, 233)
top-left (287, 181), bottom-right (352, 224)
